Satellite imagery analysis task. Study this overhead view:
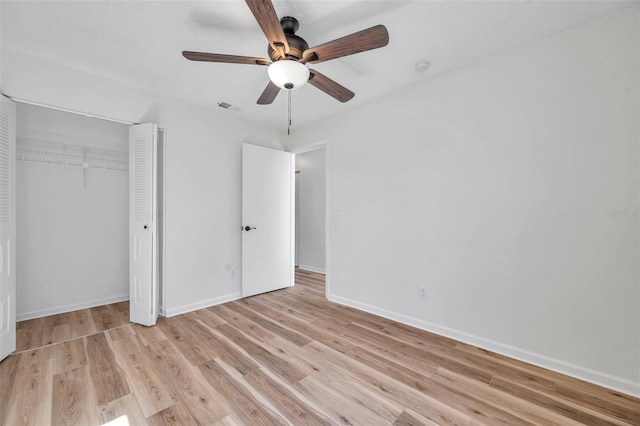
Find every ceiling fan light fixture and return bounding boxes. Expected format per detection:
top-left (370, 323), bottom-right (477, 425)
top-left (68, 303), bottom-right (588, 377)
top-left (268, 60), bottom-right (309, 90)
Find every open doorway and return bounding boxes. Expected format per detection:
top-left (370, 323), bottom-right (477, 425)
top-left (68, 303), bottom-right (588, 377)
top-left (293, 144), bottom-right (327, 292)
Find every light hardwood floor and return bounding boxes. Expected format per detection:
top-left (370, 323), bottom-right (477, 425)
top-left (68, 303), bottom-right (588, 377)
top-left (14, 301), bottom-right (131, 352)
top-left (1, 269), bottom-right (638, 425)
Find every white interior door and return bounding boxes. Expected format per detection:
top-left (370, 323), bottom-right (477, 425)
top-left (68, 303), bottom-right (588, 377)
top-left (0, 96), bottom-right (16, 361)
top-left (242, 143), bottom-right (293, 297)
top-left (129, 123), bottom-right (158, 326)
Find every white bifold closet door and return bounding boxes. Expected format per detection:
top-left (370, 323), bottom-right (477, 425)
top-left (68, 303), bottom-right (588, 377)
top-left (129, 123), bottom-right (159, 326)
top-left (0, 96), bottom-right (16, 362)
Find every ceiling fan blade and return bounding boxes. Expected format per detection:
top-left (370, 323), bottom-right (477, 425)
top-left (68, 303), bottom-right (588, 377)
top-left (245, 0), bottom-right (289, 59)
top-left (257, 81), bottom-right (281, 105)
top-left (308, 69), bottom-right (355, 103)
top-left (303, 25), bottom-right (389, 64)
top-left (182, 51), bottom-right (270, 66)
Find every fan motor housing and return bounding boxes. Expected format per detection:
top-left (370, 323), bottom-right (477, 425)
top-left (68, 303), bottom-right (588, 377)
top-left (268, 16), bottom-right (309, 61)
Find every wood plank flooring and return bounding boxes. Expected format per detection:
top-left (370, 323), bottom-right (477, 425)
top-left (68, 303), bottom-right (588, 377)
top-left (2, 269), bottom-right (639, 425)
top-left (15, 301), bottom-right (131, 352)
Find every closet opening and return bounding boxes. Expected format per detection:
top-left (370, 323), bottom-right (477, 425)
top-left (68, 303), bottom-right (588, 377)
top-left (12, 100), bottom-right (164, 345)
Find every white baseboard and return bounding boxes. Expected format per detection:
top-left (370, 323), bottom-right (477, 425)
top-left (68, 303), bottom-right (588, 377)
top-left (328, 293), bottom-right (640, 398)
top-left (164, 292), bottom-right (242, 318)
top-left (297, 265), bottom-right (326, 274)
top-left (17, 294), bottom-right (129, 322)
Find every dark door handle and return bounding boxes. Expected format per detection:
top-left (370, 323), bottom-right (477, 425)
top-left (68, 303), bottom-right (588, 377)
top-left (144, 225), bottom-right (148, 229)
top-left (244, 226), bottom-right (256, 231)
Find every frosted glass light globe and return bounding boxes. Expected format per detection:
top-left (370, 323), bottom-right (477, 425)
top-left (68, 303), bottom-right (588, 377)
top-left (268, 60), bottom-right (310, 90)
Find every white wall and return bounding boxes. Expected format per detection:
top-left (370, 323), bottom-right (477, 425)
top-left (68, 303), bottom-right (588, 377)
top-left (295, 148), bottom-right (326, 273)
top-left (16, 103), bottom-right (129, 319)
top-left (2, 48), bottom-right (283, 318)
top-left (287, 8), bottom-right (640, 396)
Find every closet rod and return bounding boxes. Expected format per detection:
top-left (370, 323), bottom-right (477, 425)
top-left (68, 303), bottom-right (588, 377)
top-left (16, 157), bottom-right (128, 172)
top-left (4, 94), bottom-right (138, 126)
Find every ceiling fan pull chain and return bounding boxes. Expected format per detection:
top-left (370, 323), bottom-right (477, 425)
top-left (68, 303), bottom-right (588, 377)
top-left (288, 89), bottom-right (292, 135)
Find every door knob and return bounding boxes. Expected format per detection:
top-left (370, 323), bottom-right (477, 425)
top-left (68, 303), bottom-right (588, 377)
top-left (244, 226), bottom-right (256, 231)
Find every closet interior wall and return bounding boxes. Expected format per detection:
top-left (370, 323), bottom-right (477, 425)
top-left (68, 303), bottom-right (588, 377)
top-left (16, 102), bottom-right (129, 320)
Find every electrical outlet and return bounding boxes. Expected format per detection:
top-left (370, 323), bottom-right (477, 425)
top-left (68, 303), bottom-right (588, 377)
top-left (418, 286), bottom-right (427, 301)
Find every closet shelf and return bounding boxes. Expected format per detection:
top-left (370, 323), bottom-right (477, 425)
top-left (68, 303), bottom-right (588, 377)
top-left (16, 137), bottom-right (128, 171)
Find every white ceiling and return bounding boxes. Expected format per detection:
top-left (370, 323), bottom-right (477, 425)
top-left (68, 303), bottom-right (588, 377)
top-left (2, 1), bottom-right (637, 130)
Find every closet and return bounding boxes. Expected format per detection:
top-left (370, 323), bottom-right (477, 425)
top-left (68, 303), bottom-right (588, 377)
top-left (1, 96), bottom-right (165, 360)
top-left (16, 103), bottom-right (130, 320)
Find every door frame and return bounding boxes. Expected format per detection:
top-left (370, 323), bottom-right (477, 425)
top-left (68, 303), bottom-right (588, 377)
top-left (157, 129), bottom-right (167, 317)
top-left (288, 139), bottom-right (329, 298)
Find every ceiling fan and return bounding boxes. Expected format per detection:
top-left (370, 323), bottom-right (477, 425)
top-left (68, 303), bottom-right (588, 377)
top-left (182, 0), bottom-right (389, 105)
